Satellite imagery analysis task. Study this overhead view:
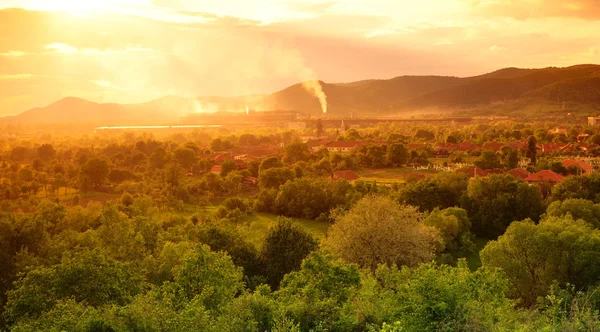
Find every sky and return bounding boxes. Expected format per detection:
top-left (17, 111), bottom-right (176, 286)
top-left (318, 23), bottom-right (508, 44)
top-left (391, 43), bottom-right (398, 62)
top-left (0, 0), bottom-right (599, 115)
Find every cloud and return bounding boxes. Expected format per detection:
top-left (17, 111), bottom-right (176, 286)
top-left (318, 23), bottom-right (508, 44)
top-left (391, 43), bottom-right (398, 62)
top-left (468, 0), bottom-right (600, 19)
top-left (0, 74), bottom-right (34, 79)
top-left (0, 51), bottom-right (26, 57)
top-left (489, 45), bottom-right (505, 52)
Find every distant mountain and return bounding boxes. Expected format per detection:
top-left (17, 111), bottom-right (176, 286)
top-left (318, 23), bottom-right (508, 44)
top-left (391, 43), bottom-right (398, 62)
top-left (4, 64), bottom-right (600, 124)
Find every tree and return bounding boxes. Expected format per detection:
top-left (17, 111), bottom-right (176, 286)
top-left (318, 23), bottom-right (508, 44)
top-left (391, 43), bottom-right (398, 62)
top-left (415, 129), bottom-right (435, 141)
top-left (462, 175), bottom-right (544, 238)
top-left (261, 218), bottom-right (318, 288)
top-left (387, 143), bottom-right (409, 167)
top-left (36, 144), bottom-right (56, 161)
top-left (474, 150), bottom-right (502, 170)
top-left (316, 119), bottom-right (324, 136)
top-left (259, 157), bottom-right (284, 173)
top-left (220, 160), bottom-right (238, 177)
top-left (545, 198), bottom-right (600, 228)
top-left (173, 147), bottom-right (197, 169)
top-left (551, 173), bottom-right (600, 202)
top-left (501, 146), bottom-right (519, 170)
top-left (258, 167), bottom-right (295, 189)
top-left (526, 135), bottom-right (537, 165)
top-left (324, 196), bottom-right (442, 270)
top-left (283, 143), bottom-right (310, 164)
top-left (80, 158), bottom-right (109, 189)
top-left (149, 147), bottom-right (169, 169)
top-left (424, 207), bottom-right (476, 264)
top-left (481, 216), bottom-right (600, 306)
top-left (4, 250), bottom-right (144, 321)
top-left (396, 173), bottom-right (469, 212)
top-left (166, 244), bottom-right (244, 310)
top-left (277, 253), bottom-right (361, 331)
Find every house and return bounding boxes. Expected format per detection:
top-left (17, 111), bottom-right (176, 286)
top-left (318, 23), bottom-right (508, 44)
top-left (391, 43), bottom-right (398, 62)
top-left (505, 168), bottom-right (531, 180)
top-left (539, 143), bottom-right (566, 154)
top-left (330, 170), bottom-right (360, 181)
top-left (482, 141), bottom-right (505, 152)
top-left (210, 165), bottom-right (222, 174)
top-left (589, 117), bottom-right (600, 126)
top-left (306, 139), bottom-right (328, 152)
top-left (562, 159), bottom-right (593, 174)
top-left (213, 154), bottom-right (226, 163)
top-left (326, 141), bottom-right (361, 153)
top-left (523, 170), bottom-right (565, 184)
top-left (577, 133), bottom-right (590, 142)
top-left (242, 176), bottom-right (258, 186)
top-left (548, 126), bottom-right (568, 135)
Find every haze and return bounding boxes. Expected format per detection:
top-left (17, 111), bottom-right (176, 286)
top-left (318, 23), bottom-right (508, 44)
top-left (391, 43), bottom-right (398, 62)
top-left (1, 0), bottom-right (600, 115)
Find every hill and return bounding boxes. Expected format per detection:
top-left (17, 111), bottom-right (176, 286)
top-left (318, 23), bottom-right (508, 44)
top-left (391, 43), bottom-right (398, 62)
top-left (3, 64), bottom-right (600, 124)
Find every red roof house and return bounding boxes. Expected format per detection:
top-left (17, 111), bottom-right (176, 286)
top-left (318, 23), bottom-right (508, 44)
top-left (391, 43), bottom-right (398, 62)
top-left (524, 170), bottom-right (565, 183)
top-left (505, 168), bottom-right (531, 180)
top-left (562, 159), bottom-right (593, 174)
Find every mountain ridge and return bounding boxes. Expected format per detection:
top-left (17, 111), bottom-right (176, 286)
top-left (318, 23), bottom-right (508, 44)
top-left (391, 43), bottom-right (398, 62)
top-left (3, 64), bottom-right (600, 125)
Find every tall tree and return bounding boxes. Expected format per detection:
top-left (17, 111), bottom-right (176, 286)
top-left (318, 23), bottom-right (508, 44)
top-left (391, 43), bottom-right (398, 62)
top-left (526, 135), bottom-right (537, 165)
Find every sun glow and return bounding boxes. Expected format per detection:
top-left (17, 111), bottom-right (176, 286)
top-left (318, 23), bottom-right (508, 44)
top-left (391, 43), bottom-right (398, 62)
top-left (8, 0), bottom-right (146, 14)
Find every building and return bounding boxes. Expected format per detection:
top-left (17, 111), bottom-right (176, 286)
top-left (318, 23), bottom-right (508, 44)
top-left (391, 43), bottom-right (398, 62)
top-left (548, 126), bottom-right (568, 135)
top-left (523, 170), bottom-right (565, 184)
top-left (326, 141), bottom-right (361, 153)
top-left (505, 168), bottom-right (531, 180)
top-left (562, 159), bottom-right (593, 174)
top-left (589, 117), bottom-right (600, 126)
top-left (210, 165), bottom-right (222, 174)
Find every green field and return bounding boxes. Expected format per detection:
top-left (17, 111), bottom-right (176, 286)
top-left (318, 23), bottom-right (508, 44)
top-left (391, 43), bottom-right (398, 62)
top-left (357, 167), bottom-right (439, 184)
top-left (237, 213), bottom-right (330, 247)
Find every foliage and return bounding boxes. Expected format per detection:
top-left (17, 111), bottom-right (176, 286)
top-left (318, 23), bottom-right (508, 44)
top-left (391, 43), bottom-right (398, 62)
top-left (324, 196), bottom-right (442, 270)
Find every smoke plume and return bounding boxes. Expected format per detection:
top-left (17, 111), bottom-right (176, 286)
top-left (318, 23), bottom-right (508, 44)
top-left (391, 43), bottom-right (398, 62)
top-left (302, 80), bottom-right (328, 114)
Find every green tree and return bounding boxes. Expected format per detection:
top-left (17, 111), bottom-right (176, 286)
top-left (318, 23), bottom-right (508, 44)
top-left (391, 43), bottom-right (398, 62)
top-left (474, 150), bottom-right (502, 170)
top-left (259, 157), bottom-right (284, 173)
top-left (324, 196), bottom-right (442, 271)
top-left (80, 158), bottom-right (109, 189)
top-left (387, 143), bottom-right (409, 167)
top-left (173, 147), bottom-right (197, 169)
top-left (261, 218), bottom-right (318, 288)
top-left (396, 173), bottom-right (469, 212)
top-left (36, 144), bottom-right (56, 161)
top-left (283, 142), bottom-right (310, 164)
top-left (149, 147), bottom-right (169, 169)
top-left (5, 250), bottom-right (144, 322)
top-left (220, 159), bottom-right (238, 177)
top-left (545, 198), bottom-right (600, 228)
top-left (481, 216), bottom-right (600, 306)
top-left (526, 135), bottom-right (537, 165)
top-left (462, 175), bottom-right (544, 238)
top-left (277, 253), bottom-right (361, 331)
top-left (258, 167), bottom-right (295, 189)
top-left (165, 244), bottom-right (244, 310)
top-left (424, 207), bottom-right (476, 264)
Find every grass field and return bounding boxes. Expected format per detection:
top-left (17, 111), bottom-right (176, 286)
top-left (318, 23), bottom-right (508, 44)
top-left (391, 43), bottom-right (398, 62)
top-left (466, 237), bottom-right (490, 270)
top-left (237, 213), bottom-right (330, 247)
top-left (357, 167), bottom-right (440, 184)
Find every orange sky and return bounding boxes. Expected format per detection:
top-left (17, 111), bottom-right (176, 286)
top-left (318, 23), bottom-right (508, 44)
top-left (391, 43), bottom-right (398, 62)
top-left (1, 0), bottom-right (599, 115)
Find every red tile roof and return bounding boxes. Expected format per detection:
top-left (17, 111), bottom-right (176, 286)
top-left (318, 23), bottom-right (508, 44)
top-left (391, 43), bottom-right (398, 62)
top-left (331, 170), bottom-right (360, 181)
top-left (524, 170), bottom-right (565, 183)
top-left (327, 141), bottom-right (362, 148)
top-left (563, 159), bottom-right (593, 173)
top-left (482, 141), bottom-right (505, 151)
top-left (505, 168), bottom-right (531, 179)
